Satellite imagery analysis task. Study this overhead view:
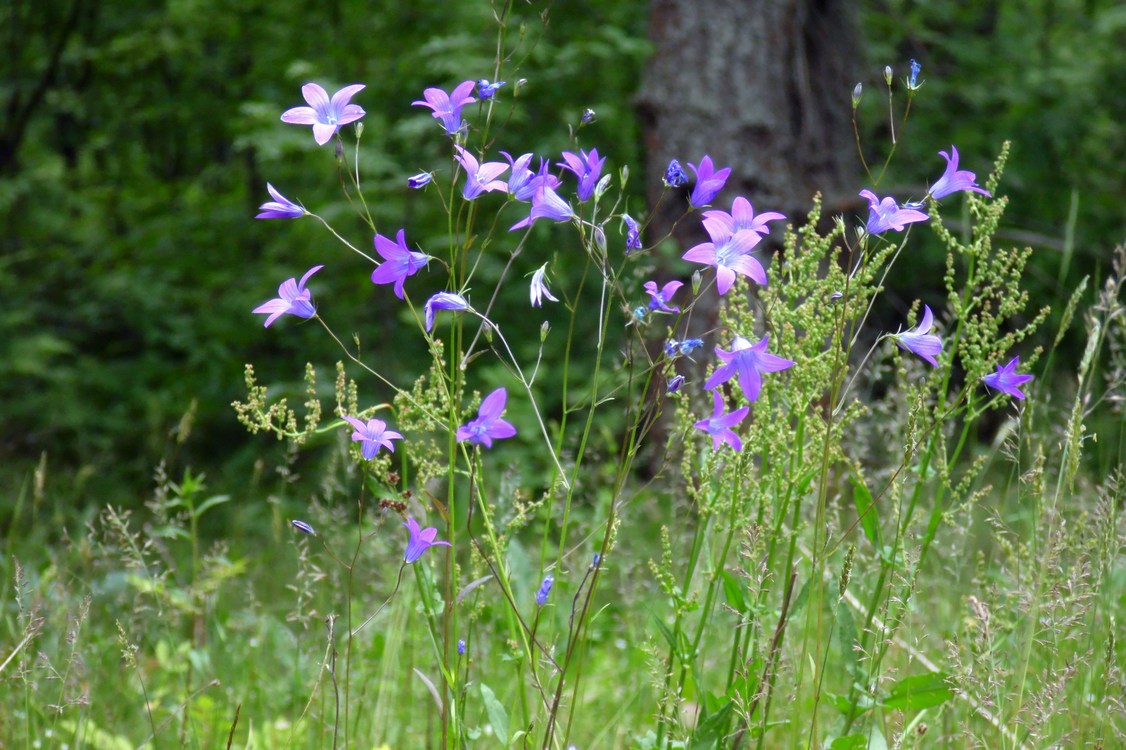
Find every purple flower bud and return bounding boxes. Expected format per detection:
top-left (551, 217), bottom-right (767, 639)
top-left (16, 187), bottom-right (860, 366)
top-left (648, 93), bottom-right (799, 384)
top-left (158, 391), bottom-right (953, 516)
top-left (407, 172), bottom-right (433, 189)
top-left (666, 374), bottom-right (686, 394)
top-left (592, 553), bottom-right (601, 567)
top-left (457, 639), bottom-right (467, 655)
top-left (535, 574), bottom-right (554, 606)
top-left (291, 520), bottom-right (316, 535)
top-left (581, 108), bottom-right (596, 124)
top-left (852, 83), bottom-right (863, 108)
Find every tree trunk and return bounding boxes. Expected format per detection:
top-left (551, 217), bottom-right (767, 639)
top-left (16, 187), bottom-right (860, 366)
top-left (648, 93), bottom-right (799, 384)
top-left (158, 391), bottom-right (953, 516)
top-left (637, 0), bottom-right (861, 240)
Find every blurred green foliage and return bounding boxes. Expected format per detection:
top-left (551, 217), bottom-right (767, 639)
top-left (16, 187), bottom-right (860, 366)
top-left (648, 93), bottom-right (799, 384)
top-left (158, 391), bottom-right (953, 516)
top-left (2, 0), bottom-right (1122, 507)
top-left (0, 0), bottom-right (650, 503)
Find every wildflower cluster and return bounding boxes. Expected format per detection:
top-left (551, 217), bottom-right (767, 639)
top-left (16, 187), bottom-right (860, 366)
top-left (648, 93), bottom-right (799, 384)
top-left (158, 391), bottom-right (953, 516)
top-left (236, 61), bottom-right (1044, 748)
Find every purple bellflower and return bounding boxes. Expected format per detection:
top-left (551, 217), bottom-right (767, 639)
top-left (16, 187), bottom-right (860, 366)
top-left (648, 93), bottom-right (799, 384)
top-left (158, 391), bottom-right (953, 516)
top-left (664, 159), bottom-right (688, 188)
top-left (687, 156), bottom-right (731, 208)
top-left (424, 292), bottom-right (469, 332)
top-left (928, 146), bottom-right (991, 200)
top-left (454, 146), bottom-right (509, 200)
top-left (256, 183), bottom-right (306, 219)
top-left (530, 264), bottom-right (560, 307)
top-left (535, 574), bottom-right (554, 606)
top-left (342, 416), bottom-right (404, 459)
top-left (477, 79), bottom-right (505, 99)
top-left (860, 189), bottom-right (929, 234)
top-left (682, 212), bottom-right (768, 296)
top-left (558, 148), bottom-right (605, 202)
top-left (706, 335), bottom-right (795, 404)
top-left (412, 80), bottom-right (476, 135)
top-left (694, 390), bottom-right (751, 452)
top-left (280, 83), bottom-right (366, 146)
top-left (623, 214), bottom-right (642, 253)
top-left (456, 387), bottom-right (517, 448)
top-left (717, 196), bottom-right (785, 237)
top-left (504, 153), bottom-right (559, 202)
top-left (510, 183), bottom-right (575, 231)
top-left (403, 516), bottom-right (451, 564)
top-left (407, 172), bottom-right (433, 189)
top-left (644, 280), bottom-right (683, 313)
top-left (891, 304), bottom-right (943, 366)
top-left (253, 265), bottom-right (323, 327)
top-left (983, 356), bottom-right (1033, 400)
top-left (371, 229), bottom-right (431, 299)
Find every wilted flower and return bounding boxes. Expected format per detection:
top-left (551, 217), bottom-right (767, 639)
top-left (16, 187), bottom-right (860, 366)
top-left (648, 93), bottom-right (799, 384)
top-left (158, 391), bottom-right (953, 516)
top-left (706, 335), bottom-right (795, 403)
top-left (530, 264), bottom-right (559, 307)
top-left (456, 388), bottom-right (517, 448)
top-left (424, 292), bottom-right (469, 332)
top-left (535, 574), bottom-right (554, 606)
top-left (281, 83), bottom-right (366, 146)
top-left (623, 214), bottom-right (642, 252)
top-left (644, 280), bottom-right (683, 313)
top-left (412, 80), bottom-right (476, 135)
top-left (256, 183), bottom-right (306, 219)
top-left (983, 356), bottom-right (1033, 400)
top-left (454, 145), bottom-right (509, 200)
top-left (907, 59), bottom-right (923, 90)
top-left (342, 416), bottom-right (404, 459)
top-left (371, 229), bottom-right (431, 299)
top-left (694, 390), bottom-right (750, 452)
top-left (928, 146), bottom-right (991, 200)
top-left (859, 189), bottom-right (929, 234)
top-left (477, 79), bottom-right (505, 99)
top-left (581, 108), bottom-right (596, 124)
top-left (253, 265), bottom-right (323, 327)
top-left (663, 159), bottom-right (689, 188)
top-left (407, 172), bottom-right (433, 189)
top-left (687, 155), bottom-right (731, 208)
top-left (402, 516), bottom-right (451, 564)
top-left (665, 338), bottom-right (704, 358)
top-left (891, 304), bottom-right (943, 366)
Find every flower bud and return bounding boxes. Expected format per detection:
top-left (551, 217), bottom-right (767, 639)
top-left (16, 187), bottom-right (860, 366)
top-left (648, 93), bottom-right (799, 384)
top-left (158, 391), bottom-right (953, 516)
top-left (540, 321), bottom-right (550, 343)
top-left (691, 270), bottom-right (702, 296)
top-left (852, 83), bottom-right (863, 109)
top-left (593, 225), bottom-right (607, 254)
top-left (594, 173), bottom-right (613, 202)
top-left (292, 520), bottom-right (316, 536)
top-left (884, 65), bottom-right (893, 86)
top-left (581, 108), bottom-right (596, 124)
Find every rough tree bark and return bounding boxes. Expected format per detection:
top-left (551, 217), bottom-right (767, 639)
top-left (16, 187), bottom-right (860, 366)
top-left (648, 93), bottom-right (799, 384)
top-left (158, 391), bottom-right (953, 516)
top-left (637, 0), bottom-right (861, 241)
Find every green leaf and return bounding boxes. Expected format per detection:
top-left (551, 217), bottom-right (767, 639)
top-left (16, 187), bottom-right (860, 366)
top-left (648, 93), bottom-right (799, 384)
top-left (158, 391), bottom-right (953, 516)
top-left (721, 570), bottom-right (747, 612)
top-left (828, 735), bottom-right (867, 750)
top-left (479, 682), bottom-right (510, 746)
top-left (849, 472), bottom-right (882, 549)
top-left (193, 493), bottom-right (232, 518)
top-left (882, 672), bottom-right (954, 711)
top-left (689, 700), bottom-right (733, 749)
